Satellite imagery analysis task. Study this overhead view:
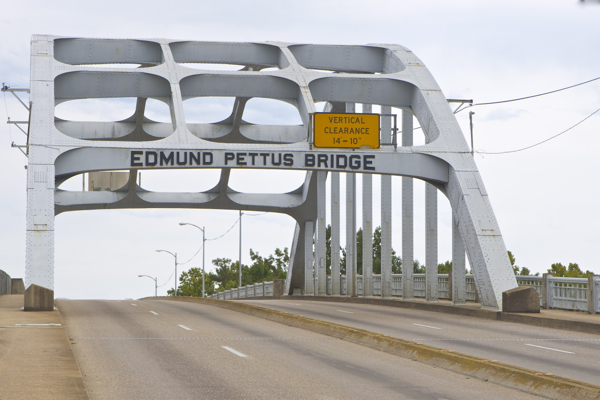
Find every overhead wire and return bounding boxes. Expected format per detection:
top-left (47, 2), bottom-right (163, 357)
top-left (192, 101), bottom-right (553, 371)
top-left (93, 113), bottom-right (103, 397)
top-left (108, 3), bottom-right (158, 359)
top-left (476, 108), bottom-right (600, 155)
top-left (206, 216), bottom-right (240, 241)
top-left (456, 76), bottom-right (600, 113)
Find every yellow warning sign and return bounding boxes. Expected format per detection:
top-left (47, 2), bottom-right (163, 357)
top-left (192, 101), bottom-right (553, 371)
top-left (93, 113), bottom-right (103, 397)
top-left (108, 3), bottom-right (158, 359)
top-left (313, 113), bottom-right (380, 149)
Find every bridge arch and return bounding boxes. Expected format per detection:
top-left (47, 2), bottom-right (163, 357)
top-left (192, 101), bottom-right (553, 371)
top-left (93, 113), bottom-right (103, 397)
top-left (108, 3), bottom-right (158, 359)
top-left (24, 35), bottom-right (517, 311)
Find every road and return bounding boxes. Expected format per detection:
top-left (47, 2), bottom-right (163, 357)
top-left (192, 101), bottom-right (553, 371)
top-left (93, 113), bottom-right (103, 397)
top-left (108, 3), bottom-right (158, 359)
top-left (57, 299), bottom-right (542, 400)
top-left (241, 299), bottom-right (600, 386)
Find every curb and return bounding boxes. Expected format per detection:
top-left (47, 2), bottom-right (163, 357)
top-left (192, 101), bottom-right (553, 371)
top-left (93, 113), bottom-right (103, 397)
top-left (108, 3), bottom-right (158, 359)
top-left (144, 296), bottom-right (600, 400)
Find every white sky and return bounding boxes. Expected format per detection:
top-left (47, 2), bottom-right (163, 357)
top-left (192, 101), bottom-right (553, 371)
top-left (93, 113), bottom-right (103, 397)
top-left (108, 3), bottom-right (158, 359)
top-left (1, 0), bottom-right (599, 299)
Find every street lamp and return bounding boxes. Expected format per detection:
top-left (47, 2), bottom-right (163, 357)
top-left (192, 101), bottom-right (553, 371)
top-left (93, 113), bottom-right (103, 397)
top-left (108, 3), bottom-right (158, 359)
top-left (138, 275), bottom-right (157, 297)
top-left (179, 222), bottom-right (206, 298)
top-left (155, 250), bottom-right (178, 296)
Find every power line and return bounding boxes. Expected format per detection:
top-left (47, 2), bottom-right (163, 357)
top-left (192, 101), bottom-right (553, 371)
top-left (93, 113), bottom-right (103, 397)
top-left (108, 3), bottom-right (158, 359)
top-left (476, 108), bottom-right (600, 155)
top-left (178, 243), bottom-right (204, 266)
top-left (178, 216), bottom-right (242, 265)
top-left (157, 270), bottom-right (175, 288)
top-left (206, 217), bottom-right (240, 241)
top-left (457, 76), bottom-right (600, 113)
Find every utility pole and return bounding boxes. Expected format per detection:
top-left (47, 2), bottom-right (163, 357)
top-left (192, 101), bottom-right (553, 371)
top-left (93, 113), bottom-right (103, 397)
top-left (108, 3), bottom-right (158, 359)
top-left (469, 111), bottom-right (475, 154)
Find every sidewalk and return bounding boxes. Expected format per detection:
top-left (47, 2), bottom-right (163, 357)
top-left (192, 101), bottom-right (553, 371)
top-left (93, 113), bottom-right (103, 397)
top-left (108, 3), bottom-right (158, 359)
top-left (282, 295), bottom-right (600, 335)
top-left (0, 295), bottom-right (88, 400)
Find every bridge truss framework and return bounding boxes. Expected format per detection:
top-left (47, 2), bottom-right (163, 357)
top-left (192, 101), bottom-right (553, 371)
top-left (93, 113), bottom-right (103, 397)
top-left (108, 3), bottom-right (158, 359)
top-left (24, 35), bottom-right (517, 310)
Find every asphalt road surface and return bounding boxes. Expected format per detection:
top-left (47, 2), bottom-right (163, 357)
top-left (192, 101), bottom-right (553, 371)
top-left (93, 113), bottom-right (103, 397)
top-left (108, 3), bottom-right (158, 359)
top-left (57, 299), bottom-right (543, 400)
top-left (242, 299), bottom-right (600, 386)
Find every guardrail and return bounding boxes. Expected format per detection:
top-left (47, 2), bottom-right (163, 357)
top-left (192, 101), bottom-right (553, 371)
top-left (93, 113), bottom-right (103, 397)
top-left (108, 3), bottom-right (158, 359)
top-left (208, 274), bottom-right (600, 313)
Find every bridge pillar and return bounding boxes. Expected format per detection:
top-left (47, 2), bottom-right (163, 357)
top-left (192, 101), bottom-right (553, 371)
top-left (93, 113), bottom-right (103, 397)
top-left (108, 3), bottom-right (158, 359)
top-left (362, 172), bottom-right (373, 297)
top-left (25, 150), bottom-right (55, 311)
top-left (452, 216), bottom-right (467, 304)
top-left (304, 220), bottom-right (315, 295)
top-left (402, 109), bottom-right (414, 300)
top-left (381, 107), bottom-right (392, 299)
top-left (316, 171), bottom-right (327, 295)
top-left (362, 103), bottom-right (373, 297)
top-left (425, 184), bottom-right (439, 302)
top-left (331, 172), bottom-right (341, 296)
top-left (381, 174), bottom-right (392, 299)
top-left (346, 172), bottom-right (357, 297)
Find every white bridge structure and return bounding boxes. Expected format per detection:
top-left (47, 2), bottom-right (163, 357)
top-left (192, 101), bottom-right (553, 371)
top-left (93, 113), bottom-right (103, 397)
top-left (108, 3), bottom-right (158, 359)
top-left (22, 35), bottom-right (518, 310)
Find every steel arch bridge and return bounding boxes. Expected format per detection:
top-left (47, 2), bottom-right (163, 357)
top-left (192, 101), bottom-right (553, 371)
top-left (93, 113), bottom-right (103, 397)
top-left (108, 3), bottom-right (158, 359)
top-left (23, 35), bottom-right (517, 310)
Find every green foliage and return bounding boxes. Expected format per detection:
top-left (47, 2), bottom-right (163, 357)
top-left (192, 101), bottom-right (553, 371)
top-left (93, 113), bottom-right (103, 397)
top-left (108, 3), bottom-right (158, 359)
top-left (167, 267), bottom-right (215, 297)
top-left (506, 250), bottom-right (538, 276)
top-left (413, 259), bottom-right (425, 273)
top-left (340, 226), bottom-right (402, 275)
top-left (172, 248), bottom-right (290, 296)
top-left (437, 260), bottom-right (452, 274)
top-left (548, 262), bottom-right (594, 278)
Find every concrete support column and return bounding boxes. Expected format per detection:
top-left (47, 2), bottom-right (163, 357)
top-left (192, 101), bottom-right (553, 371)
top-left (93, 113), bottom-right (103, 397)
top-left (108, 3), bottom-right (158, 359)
top-left (362, 103), bottom-right (373, 297)
top-left (362, 173), bottom-right (373, 297)
top-left (452, 216), bottom-right (467, 305)
top-left (425, 183), bottom-right (438, 302)
top-left (346, 172), bottom-right (357, 297)
top-left (381, 174), bottom-right (392, 299)
top-left (304, 220), bottom-right (314, 295)
top-left (401, 109), bottom-right (414, 300)
top-left (25, 160), bottom-right (56, 311)
top-left (331, 173), bottom-right (341, 295)
top-left (316, 171), bottom-right (327, 295)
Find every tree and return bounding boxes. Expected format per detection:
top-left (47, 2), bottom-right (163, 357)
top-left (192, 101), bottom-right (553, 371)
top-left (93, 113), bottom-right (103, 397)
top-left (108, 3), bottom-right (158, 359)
top-left (338, 226), bottom-right (402, 275)
top-left (506, 250), bottom-right (538, 276)
top-left (548, 262), bottom-right (594, 278)
top-left (168, 267), bottom-right (216, 297)
top-left (507, 250), bottom-right (519, 275)
top-left (208, 258), bottom-right (240, 292)
top-left (413, 259), bottom-right (425, 273)
top-left (438, 260), bottom-right (452, 274)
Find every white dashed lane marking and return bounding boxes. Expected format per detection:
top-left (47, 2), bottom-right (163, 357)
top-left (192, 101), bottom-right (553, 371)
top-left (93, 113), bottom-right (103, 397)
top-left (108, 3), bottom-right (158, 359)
top-left (336, 310), bottom-right (354, 314)
top-left (178, 325), bottom-right (192, 331)
top-left (412, 323), bottom-right (442, 330)
top-left (222, 346), bottom-right (248, 357)
top-left (524, 344), bottom-right (574, 354)
top-left (150, 311), bottom-right (159, 315)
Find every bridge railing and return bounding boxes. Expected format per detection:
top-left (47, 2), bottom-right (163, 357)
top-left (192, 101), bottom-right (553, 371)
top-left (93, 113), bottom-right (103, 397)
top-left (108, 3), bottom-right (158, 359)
top-left (207, 274), bottom-right (600, 313)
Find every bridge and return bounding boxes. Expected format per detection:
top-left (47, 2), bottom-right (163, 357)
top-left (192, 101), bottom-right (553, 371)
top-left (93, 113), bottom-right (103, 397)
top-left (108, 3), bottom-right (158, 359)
top-left (21, 35), bottom-right (518, 311)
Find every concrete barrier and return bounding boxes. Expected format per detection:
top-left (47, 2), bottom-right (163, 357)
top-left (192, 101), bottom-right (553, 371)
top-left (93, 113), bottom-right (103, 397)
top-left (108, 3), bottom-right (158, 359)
top-left (24, 284), bottom-right (54, 311)
top-left (0, 269), bottom-right (12, 295)
top-left (503, 286), bottom-right (540, 313)
top-left (11, 278), bottom-right (24, 294)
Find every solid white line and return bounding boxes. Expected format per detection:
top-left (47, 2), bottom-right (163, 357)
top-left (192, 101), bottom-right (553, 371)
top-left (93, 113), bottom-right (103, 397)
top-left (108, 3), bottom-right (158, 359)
top-left (524, 344), bottom-right (574, 354)
top-left (222, 346), bottom-right (248, 357)
top-left (149, 311), bottom-right (159, 315)
top-left (15, 323), bottom-right (62, 326)
top-left (412, 323), bottom-right (442, 330)
top-left (131, 304), bottom-right (138, 307)
top-left (178, 325), bottom-right (192, 331)
top-left (336, 310), bottom-right (354, 314)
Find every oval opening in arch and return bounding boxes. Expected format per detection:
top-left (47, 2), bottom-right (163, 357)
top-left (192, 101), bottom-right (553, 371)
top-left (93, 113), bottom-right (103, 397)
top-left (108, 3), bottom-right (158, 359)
top-left (242, 98), bottom-right (302, 126)
top-left (183, 97), bottom-right (236, 124)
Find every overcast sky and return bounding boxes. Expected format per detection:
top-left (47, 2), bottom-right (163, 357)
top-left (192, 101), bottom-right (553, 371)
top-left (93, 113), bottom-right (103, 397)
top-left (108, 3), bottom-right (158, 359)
top-left (1, 0), bottom-right (599, 299)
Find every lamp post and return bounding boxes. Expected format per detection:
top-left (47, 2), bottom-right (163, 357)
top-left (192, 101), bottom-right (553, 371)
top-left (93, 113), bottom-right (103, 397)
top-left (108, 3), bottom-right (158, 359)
top-left (155, 250), bottom-right (178, 296)
top-left (138, 275), bottom-right (157, 297)
top-left (179, 222), bottom-right (206, 298)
